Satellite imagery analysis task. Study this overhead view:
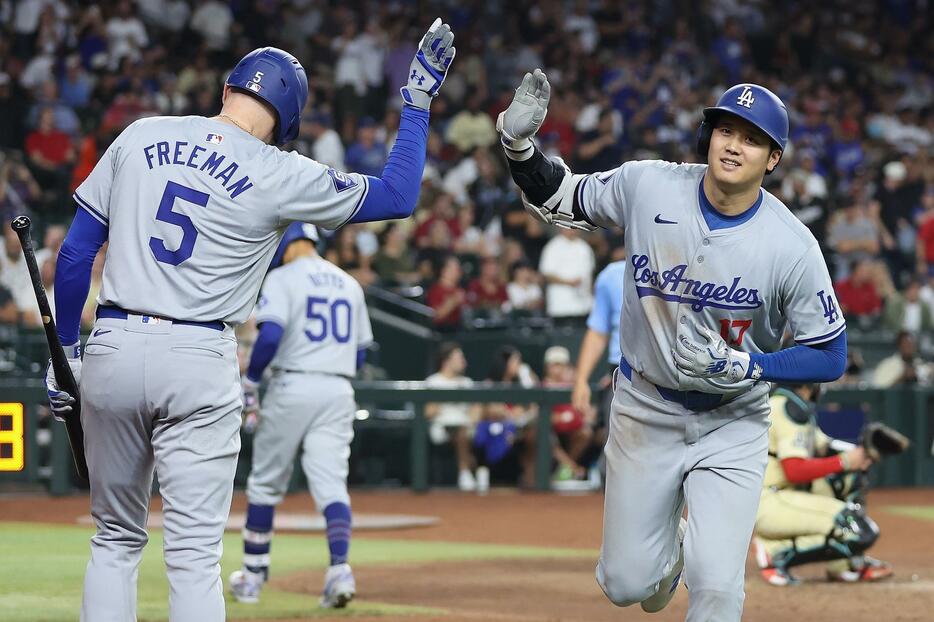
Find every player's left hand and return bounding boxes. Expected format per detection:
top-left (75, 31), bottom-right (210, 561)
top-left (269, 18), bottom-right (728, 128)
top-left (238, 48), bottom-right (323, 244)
top-left (497, 68), bottom-right (551, 154)
top-left (673, 324), bottom-right (759, 385)
top-left (400, 18), bottom-right (456, 110)
top-left (44, 344), bottom-right (82, 421)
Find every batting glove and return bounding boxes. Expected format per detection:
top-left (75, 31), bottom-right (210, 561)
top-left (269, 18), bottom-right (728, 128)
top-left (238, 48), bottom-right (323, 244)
top-left (497, 68), bottom-right (551, 159)
top-left (673, 324), bottom-right (761, 385)
top-left (45, 343), bottom-right (82, 421)
top-left (400, 18), bottom-right (456, 110)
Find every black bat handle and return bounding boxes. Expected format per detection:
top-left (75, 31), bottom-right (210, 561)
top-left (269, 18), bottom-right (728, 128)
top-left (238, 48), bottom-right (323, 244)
top-left (11, 215), bottom-right (88, 481)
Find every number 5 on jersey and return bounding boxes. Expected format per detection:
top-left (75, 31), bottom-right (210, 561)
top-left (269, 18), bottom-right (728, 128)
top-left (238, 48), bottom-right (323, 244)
top-left (149, 181), bottom-right (210, 266)
top-left (305, 297), bottom-right (352, 343)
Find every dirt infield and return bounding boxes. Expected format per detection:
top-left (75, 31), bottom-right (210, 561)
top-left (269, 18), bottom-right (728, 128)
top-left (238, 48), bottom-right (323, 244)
top-left (2, 487), bottom-right (932, 621)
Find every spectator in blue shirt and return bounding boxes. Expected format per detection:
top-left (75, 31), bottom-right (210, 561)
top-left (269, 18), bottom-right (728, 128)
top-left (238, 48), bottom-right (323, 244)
top-left (345, 116), bottom-right (387, 177)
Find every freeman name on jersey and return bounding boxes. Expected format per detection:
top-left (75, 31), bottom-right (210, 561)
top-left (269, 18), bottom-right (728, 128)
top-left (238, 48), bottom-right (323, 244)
top-left (142, 140), bottom-right (254, 199)
top-left (630, 254), bottom-right (763, 312)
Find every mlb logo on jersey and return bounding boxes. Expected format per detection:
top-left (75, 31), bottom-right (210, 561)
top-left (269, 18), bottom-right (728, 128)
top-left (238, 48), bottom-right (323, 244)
top-left (327, 168), bottom-right (357, 193)
top-left (206, 133), bottom-right (223, 144)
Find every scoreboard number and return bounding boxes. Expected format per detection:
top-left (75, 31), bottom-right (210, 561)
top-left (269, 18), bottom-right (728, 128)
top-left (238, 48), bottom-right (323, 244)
top-left (0, 403), bottom-right (24, 472)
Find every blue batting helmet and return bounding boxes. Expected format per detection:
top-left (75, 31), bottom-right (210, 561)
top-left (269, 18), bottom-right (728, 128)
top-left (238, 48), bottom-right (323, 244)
top-left (696, 84), bottom-right (789, 166)
top-left (270, 222), bottom-right (319, 270)
top-left (226, 47), bottom-right (308, 144)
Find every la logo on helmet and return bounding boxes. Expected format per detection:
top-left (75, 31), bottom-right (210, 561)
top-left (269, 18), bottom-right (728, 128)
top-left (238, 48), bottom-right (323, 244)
top-left (736, 86), bottom-right (756, 108)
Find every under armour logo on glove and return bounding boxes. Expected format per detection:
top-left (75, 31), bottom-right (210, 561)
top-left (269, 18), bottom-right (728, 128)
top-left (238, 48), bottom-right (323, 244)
top-left (410, 70), bottom-right (425, 86)
top-left (400, 18), bottom-right (456, 110)
top-left (673, 322), bottom-right (752, 385)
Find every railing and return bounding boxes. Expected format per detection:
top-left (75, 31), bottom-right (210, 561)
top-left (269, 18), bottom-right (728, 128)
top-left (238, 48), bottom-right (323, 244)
top-left (1, 380), bottom-right (932, 494)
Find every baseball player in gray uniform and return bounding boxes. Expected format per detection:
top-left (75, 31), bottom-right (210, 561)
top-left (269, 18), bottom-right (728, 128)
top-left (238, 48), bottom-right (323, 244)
top-left (44, 21), bottom-right (455, 622)
top-left (497, 72), bottom-right (847, 621)
top-left (228, 222), bottom-right (371, 608)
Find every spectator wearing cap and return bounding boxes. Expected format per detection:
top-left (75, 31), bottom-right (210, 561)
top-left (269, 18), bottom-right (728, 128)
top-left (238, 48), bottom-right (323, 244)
top-left (542, 345), bottom-right (600, 483)
top-left (424, 343), bottom-right (483, 492)
top-left (539, 228), bottom-right (595, 324)
top-left (426, 255), bottom-right (467, 331)
top-left (344, 117), bottom-right (387, 177)
top-left (506, 260), bottom-right (544, 312)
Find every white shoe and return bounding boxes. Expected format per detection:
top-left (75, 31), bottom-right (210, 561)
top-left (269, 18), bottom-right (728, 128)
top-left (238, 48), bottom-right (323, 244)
top-left (228, 568), bottom-right (264, 604)
top-left (475, 466), bottom-right (490, 494)
top-left (640, 518), bottom-right (687, 613)
top-left (458, 469), bottom-right (477, 491)
top-left (320, 562), bottom-right (356, 609)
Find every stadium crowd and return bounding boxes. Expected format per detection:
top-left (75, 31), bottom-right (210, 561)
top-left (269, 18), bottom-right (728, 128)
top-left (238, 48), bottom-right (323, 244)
top-left (0, 1), bottom-right (932, 447)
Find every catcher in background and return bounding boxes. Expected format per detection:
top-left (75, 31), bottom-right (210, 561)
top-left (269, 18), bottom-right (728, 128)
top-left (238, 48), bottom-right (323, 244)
top-left (753, 383), bottom-right (909, 585)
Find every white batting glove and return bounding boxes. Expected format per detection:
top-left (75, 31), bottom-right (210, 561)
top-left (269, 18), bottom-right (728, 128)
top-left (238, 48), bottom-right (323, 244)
top-left (400, 18), bottom-right (456, 110)
top-left (45, 343), bottom-right (82, 421)
top-left (497, 68), bottom-right (551, 158)
top-left (241, 377), bottom-right (260, 432)
top-left (673, 324), bottom-right (761, 385)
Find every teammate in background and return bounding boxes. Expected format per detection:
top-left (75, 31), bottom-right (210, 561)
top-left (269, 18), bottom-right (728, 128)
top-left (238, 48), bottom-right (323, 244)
top-left (228, 223), bottom-right (372, 608)
top-left (44, 22), bottom-right (454, 621)
top-left (753, 384), bottom-right (893, 586)
top-left (498, 72), bottom-right (847, 621)
top-left (572, 255), bottom-right (626, 417)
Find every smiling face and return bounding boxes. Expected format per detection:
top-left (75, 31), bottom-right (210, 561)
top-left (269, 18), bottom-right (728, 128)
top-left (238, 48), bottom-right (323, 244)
top-left (707, 114), bottom-right (782, 191)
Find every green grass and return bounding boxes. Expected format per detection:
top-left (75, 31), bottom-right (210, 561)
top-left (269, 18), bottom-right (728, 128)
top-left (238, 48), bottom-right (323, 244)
top-left (0, 522), bottom-right (595, 621)
top-left (881, 504), bottom-right (934, 522)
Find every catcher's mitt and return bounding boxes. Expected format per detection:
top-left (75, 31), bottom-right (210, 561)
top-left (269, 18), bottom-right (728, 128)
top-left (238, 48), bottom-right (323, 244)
top-left (861, 422), bottom-right (910, 462)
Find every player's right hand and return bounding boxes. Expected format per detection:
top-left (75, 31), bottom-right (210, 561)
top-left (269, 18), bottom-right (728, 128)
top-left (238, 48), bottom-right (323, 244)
top-left (572, 380), bottom-right (592, 414)
top-left (45, 344), bottom-right (82, 421)
top-left (400, 18), bottom-right (456, 110)
top-left (241, 377), bottom-right (261, 423)
top-left (497, 69), bottom-right (551, 155)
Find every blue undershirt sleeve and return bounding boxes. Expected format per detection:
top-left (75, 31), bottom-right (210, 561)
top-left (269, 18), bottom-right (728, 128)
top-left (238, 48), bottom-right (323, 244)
top-left (747, 331), bottom-right (847, 383)
top-left (55, 208), bottom-right (108, 345)
top-left (349, 106), bottom-right (429, 223)
top-left (356, 347), bottom-right (366, 371)
top-left (246, 321), bottom-right (284, 382)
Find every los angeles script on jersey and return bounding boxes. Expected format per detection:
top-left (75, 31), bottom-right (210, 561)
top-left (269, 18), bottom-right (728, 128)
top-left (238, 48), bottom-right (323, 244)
top-left (630, 254), bottom-right (763, 312)
top-left (142, 140), bottom-right (254, 199)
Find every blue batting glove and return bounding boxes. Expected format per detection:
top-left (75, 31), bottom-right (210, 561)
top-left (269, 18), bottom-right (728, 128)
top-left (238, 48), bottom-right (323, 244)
top-left (400, 18), bottom-right (456, 110)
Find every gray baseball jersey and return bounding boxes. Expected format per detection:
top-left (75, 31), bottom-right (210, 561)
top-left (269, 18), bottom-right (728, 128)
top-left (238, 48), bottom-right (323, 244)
top-left (255, 255), bottom-right (373, 377)
top-left (74, 115), bottom-right (370, 324)
top-left (579, 160), bottom-right (844, 397)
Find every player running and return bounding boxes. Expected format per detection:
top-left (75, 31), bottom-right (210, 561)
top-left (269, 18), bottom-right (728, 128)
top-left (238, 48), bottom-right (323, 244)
top-left (498, 72), bottom-right (846, 621)
top-left (228, 223), bottom-right (371, 608)
top-left (44, 20), bottom-right (454, 621)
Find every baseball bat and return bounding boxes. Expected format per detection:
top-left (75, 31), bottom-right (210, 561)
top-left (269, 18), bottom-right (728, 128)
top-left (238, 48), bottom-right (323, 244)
top-left (11, 215), bottom-right (89, 481)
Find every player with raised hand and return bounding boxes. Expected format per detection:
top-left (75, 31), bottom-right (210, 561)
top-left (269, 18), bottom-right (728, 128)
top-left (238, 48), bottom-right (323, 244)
top-left (498, 72), bottom-right (846, 621)
top-left (47, 18), bottom-right (453, 622)
top-left (228, 223), bottom-right (372, 609)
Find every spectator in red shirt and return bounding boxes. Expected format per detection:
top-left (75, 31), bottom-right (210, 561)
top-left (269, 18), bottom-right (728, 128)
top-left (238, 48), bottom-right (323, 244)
top-left (414, 192), bottom-right (461, 248)
top-left (25, 107), bottom-right (75, 215)
top-left (835, 259), bottom-right (883, 319)
top-left (466, 256), bottom-right (508, 312)
top-left (426, 255), bottom-right (466, 331)
top-left (916, 187), bottom-right (934, 277)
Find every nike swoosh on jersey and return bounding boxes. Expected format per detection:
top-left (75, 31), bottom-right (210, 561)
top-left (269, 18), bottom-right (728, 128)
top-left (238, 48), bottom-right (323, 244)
top-left (92, 328), bottom-right (112, 337)
top-left (654, 214), bottom-right (678, 224)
